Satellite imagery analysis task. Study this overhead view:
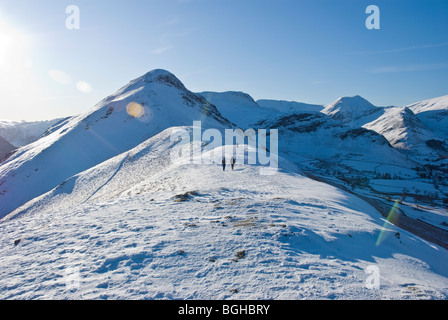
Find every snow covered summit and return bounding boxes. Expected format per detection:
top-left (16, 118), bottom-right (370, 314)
top-left (322, 95), bottom-right (378, 123)
top-left (0, 69), bottom-right (231, 219)
top-left (363, 107), bottom-right (435, 151)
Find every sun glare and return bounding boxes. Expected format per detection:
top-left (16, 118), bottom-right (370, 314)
top-left (0, 16), bottom-right (46, 120)
top-left (0, 19), bottom-right (31, 71)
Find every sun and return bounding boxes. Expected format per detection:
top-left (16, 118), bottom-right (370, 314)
top-left (0, 16), bottom-right (46, 120)
top-left (0, 19), bottom-right (32, 70)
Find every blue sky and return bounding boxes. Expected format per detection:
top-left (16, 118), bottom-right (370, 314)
top-left (0, 0), bottom-right (447, 121)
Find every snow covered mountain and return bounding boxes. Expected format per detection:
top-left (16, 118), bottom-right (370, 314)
top-left (322, 95), bottom-right (380, 124)
top-left (198, 91), bottom-right (271, 128)
top-left (0, 69), bottom-right (231, 219)
top-left (254, 101), bottom-right (407, 172)
top-left (257, 99), bottom-right (324, 114)
top-left (0, 118), bottom-right (67, 148)
top-left (407, 94), bottom-right (448, 138)
top-left (0, 68), bottom-right (447, 300)
top-left (363, 107), bottom-right (437, 151)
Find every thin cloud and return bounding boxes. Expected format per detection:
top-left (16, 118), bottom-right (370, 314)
top-left (149, 46), bottom-right (173, 55)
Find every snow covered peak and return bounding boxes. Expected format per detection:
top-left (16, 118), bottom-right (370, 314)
top-left (367, 107), bottom-right (423, 133)
top-left (140, 69), bottom-right (187, 90)
top-left (363, 106), bottom-right (434, 150)
top-left (106, 69), bottom-right (189, 104)
top-left (143, 68), bottom-right (174, 78)
top-left (322, 95), bottom-right (377, 122)
top-left (0, 68), bottom-right (232, 219)
top-left (407, 94), bottom-right (448, 114)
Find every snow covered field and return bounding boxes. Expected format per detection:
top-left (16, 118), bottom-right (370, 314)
top-left (1, 140), bottom-right (447, 299)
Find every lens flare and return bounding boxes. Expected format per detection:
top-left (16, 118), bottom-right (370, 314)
top-left (376, 199), bottom-right (401, 246)
top-left (126, 102), bottom-right (144, 118)
top-left (76, 81), bottom-right (92, 93)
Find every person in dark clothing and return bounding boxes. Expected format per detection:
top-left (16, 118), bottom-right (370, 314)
top-left (231, 157), bottom-right (235, 170)
top-left (222, 157), bottom-right (226, 171)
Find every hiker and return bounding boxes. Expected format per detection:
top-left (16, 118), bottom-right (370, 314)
top-left (231, 157), bottom-right (235, 170)
top-left (222, 157), bottom-right (226, 171)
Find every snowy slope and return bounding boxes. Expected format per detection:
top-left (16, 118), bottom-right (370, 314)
top-left (257, 99), bottom-right (324, 114)
top-left (0, 118), bottom-right (66, 148)
top-left (198, 92), bottom-right (327, 129)
top-left (0, 136), bottom-right (15, 162)
top-left (0, 69), bottom-right (231, 219)
top-left (408, 95), bottom-right (448, 114)
top-left (5, 127), bottom-right (193, 219)
top-left (363, 107), bottom-right (436, 151)
top-left (255, 108), bottom-right (409, 173)
top-left (407, 95), bottom-right (448, 138)
top-left (198, 91), bottom-right (271, 128)
top-left (1, 128), bottom-right (447, 299)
